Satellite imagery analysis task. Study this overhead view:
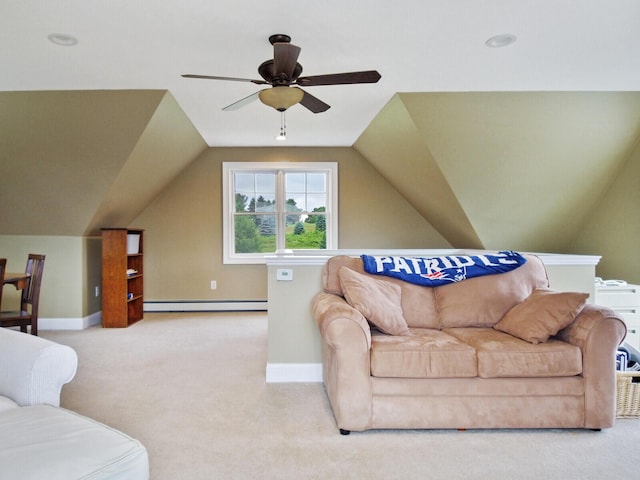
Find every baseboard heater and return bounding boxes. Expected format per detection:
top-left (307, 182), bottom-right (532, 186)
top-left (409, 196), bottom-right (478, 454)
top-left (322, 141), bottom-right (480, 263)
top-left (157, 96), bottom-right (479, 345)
top-left (144, 300), bottom-right (267, 312)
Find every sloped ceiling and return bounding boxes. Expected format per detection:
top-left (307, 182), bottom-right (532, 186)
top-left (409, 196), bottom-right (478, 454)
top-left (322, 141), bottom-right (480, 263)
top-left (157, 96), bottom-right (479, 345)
top-left (2, 2), bottom-right (640, 248)
top-left (353, 95), bottom-right (483, 249)
top-left (355, 92), bottom-right (640, 251)
top-left (85, 91), bottom-right (207, 235)
top-left (0, 90), bottom-right (206, 236)
top-left (1, 89), bottom-right (638, 251)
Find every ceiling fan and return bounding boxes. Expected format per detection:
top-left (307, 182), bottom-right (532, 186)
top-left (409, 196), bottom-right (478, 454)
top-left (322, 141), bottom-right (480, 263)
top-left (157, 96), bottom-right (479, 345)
top-left (181, 34), bottom-right (381, 113)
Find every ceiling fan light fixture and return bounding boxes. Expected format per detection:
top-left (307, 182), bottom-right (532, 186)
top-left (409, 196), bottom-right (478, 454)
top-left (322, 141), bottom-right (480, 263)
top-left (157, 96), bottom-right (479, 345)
top-left (183, 34), bottom-right (380, 114)
top-left (259, 86), bottom-right (304, 111)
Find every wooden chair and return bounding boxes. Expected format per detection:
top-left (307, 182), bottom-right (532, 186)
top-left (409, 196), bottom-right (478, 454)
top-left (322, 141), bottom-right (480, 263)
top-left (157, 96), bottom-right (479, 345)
top-left (0, 258), bottom-right (6, 312)
top-left (0, 254), bottom-right (45, 336)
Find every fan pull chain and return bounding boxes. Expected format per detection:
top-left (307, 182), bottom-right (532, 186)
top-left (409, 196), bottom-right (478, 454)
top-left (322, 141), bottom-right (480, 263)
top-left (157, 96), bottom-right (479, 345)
top-left (276, 110), bottom-right (287, 141)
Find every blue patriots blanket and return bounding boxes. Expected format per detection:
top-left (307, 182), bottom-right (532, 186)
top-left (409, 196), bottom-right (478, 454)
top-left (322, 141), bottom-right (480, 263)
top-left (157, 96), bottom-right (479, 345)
top-left (361, 251), bottom-right (527, 287)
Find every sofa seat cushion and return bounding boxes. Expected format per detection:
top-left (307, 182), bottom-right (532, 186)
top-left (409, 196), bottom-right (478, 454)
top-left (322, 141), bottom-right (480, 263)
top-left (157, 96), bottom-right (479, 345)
top-left (444, 327), bottom-right (582, 378)
top-left (370, 328), bottom-right (478, 378)
top-left (0, 405), bottom-right (149, 480)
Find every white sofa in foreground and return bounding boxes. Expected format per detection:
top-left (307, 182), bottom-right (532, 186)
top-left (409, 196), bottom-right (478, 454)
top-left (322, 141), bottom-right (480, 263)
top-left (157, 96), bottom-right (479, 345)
top-left (0, 327), bottom-right (149, 480)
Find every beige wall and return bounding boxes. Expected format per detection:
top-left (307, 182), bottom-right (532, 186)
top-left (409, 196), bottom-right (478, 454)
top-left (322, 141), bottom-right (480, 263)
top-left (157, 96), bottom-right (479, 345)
top-left (0, 235), bottom-right (101, 320)
top-left (569, 143), bottom-right (640, 284)
top-left (267, 263), bottom-right (324, 365)
top-left (3, 91), bottom-right (639, 322)
top-left (132, 146), bottom-right (451, 301)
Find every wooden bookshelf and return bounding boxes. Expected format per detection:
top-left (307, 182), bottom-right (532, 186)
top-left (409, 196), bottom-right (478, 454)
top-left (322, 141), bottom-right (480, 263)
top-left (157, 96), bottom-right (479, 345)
top-left (101, 228), bottom-right (144, 328)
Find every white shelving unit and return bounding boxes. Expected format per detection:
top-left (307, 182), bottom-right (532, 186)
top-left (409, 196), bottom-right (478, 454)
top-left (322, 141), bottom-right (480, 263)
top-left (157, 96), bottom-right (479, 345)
top-left (595, 282), bottom-right (640, 351)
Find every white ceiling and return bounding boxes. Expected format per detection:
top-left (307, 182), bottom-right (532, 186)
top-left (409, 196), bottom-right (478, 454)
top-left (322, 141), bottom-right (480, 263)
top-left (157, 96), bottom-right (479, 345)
top-left (2, 0), bottom-right (640, 147)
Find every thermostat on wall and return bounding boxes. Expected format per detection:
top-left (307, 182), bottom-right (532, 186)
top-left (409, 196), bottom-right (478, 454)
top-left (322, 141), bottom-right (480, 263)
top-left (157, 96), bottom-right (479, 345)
top-left (277, 269), bottom-right (293, 281)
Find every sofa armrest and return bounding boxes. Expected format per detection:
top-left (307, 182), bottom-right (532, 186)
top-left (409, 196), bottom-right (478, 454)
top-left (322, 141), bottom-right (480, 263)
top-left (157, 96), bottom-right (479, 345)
top-left (557, 303), bottom-right (626, 428)
top-left (0, 328), bottom-right (78, 407)
top-left (312, 292), bottom-right (372, 350)
top-left (312, 292), bottom-right (373, 431)
top-left (558, 303), bottom-right (627, 351)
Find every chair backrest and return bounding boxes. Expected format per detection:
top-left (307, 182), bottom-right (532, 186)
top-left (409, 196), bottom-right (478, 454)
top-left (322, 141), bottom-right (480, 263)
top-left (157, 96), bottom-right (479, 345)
top-left (0, 258), bottom-right (6, 312)
top-left (22, 255), bottom-right (45, 317)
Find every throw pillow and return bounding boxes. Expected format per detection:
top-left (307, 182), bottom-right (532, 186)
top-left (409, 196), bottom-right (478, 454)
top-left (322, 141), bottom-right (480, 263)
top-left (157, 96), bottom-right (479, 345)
top-left (494, 288), bottom-right (589, 344)
top-left (338, 266), bottom-right (410, 336)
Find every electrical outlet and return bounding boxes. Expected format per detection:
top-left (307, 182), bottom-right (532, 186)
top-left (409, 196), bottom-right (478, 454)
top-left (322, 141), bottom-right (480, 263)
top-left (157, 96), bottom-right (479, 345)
top-left (210, 280), bottom-right (217, 290)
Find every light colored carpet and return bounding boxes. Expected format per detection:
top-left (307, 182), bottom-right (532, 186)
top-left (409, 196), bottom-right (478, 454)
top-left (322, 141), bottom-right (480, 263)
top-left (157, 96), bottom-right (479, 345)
top-left (44, 313), bottom-right (639, 480)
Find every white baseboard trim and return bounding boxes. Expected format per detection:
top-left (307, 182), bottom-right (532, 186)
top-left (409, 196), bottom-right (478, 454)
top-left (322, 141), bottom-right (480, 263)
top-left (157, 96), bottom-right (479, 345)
top-left (38, 301), bottom-right (268, 330)
top-left (265, 363), bottom-right (323, 383)
top-left (144, 300), bottom-right (268, 312)
top-left (40, 311), bottom-right (102, 330)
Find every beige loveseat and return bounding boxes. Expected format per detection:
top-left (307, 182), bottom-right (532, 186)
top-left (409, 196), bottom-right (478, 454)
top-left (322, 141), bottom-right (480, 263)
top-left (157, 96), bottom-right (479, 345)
top-left (312, 253), bottom-right (626, 434)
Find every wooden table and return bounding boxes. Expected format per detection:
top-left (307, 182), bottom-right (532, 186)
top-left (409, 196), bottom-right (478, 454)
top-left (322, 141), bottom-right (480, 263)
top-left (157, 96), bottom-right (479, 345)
top-left (3, 273), bottom-right (30, 290)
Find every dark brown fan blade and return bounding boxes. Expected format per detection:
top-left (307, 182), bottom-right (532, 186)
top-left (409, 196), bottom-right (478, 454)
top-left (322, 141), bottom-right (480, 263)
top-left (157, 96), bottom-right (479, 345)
top-left (222, 91), bottom-right (261, 111)
top-left (273, 43), bottom-right (301, 80)
top-left (182, 74), bottom-right (268, 85)
top-left (297, 88), bottom-right (330, 113)
top-left (296, 70), bottom-right (381, 86)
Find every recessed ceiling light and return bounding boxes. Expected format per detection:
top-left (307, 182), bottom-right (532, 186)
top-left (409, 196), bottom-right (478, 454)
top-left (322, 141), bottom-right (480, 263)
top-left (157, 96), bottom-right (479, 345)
top-left (48, 33), bottom-right (78, 47)
top-left (485, 34), bottom-right (517, 48)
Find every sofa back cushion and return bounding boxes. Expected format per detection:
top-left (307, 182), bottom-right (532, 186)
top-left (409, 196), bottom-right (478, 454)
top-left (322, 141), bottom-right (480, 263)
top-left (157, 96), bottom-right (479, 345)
top-left (323, 256), bottom-right (439, 329)
top-left (435, 254), bottom-right (549, 328)
top-left (322, 253), bottom-right (549, 330)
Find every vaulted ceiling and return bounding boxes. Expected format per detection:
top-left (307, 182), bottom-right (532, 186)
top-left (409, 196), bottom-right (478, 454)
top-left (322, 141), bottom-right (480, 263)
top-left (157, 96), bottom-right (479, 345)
top-left (1, 1), bottom-right (639, 253)
top-left (0, 90), bottom-right (206, 236)
top-left (3, 1), bottom-right (640, 146)
top-left (355, 92), bottom-right (640, 249)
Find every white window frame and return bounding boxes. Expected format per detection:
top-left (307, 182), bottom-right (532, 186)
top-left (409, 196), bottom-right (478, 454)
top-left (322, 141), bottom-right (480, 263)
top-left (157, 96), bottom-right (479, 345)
top-left (222, 162), bottom-right (338, 264)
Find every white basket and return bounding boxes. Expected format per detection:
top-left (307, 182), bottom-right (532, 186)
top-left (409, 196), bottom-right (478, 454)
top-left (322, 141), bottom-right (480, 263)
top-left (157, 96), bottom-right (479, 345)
top-left (126, 234), bottom-right (140, 255)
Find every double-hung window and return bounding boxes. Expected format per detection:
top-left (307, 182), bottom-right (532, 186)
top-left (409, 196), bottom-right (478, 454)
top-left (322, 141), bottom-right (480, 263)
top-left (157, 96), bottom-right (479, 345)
top-left (222, 162), bottom-right (338, 264)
